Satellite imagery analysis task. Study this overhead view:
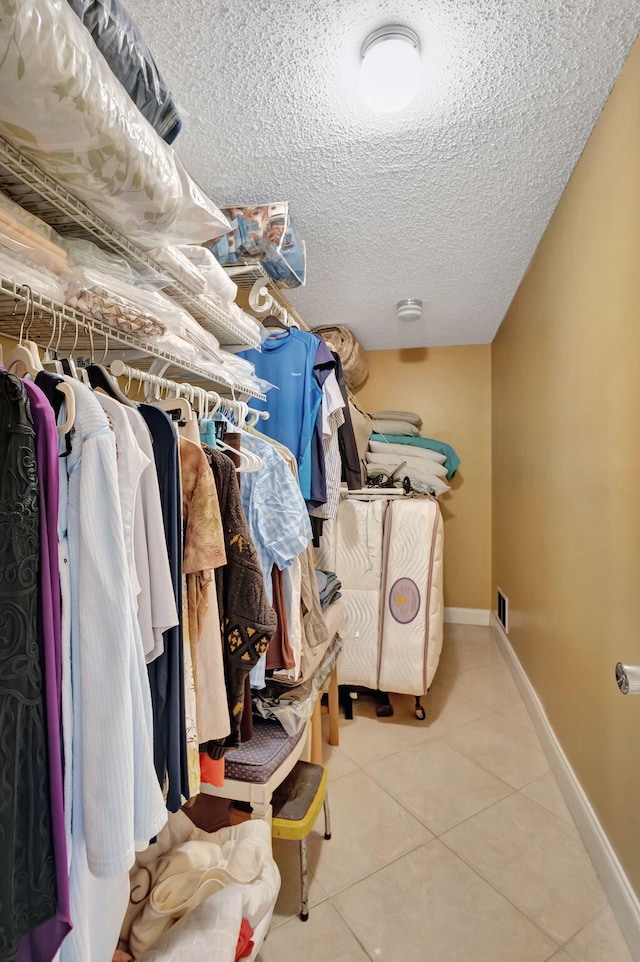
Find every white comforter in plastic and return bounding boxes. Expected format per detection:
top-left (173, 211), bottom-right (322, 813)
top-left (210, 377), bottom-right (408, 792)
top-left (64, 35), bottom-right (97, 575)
top-left (0, 0), bottom-right (230, 249)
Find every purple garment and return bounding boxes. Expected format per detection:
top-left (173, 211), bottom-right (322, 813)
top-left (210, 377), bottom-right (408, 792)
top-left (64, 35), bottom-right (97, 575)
top-left (17, 379), bottom-right (72, 961)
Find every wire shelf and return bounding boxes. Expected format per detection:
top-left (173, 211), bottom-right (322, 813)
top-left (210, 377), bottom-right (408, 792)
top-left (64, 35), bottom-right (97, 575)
top-left (0, 136), bottom-right (261, 350)
top-left (0, 277), bottom-right (265, 399)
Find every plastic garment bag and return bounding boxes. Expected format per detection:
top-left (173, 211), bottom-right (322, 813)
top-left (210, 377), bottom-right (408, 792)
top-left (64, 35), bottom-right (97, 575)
top-left (66, 0), bottom-right (182, 143)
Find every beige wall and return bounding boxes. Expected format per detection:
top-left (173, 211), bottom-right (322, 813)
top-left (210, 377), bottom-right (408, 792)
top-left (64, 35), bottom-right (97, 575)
top-left (492, 38), bottom-right (640, 892)
top-left (356, 344), bottom-right (492, 610)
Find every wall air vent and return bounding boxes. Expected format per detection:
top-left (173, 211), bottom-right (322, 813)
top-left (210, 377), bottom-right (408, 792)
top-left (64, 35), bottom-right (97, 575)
top-left (497, 588), bottom-right (509, 633)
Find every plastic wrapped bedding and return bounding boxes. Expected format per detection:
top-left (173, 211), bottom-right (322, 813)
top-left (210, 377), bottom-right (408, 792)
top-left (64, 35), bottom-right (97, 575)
top-left (176, 246), bottom-right (239, 305)
top-left (0, 225), bottom-right (67, 278)
top-left (0, 245), bottom-right (67, 301)
top-left (208, 203), bottom-right (306, 289)
top-left (0, 0), bottom-right (230, 248)
top-left (66, 0), bottom-right (182, 144)
top-left (227, 303), bottom-right (261, 340)
top-left (66, 267), bottom-right (169, 336)
top-left (65, 264), bottom-right (231, 363)
top-left (149, 246), bottom-right (208, 295)
top-left (0, 191), bottom-right (57, 243)
top-left (64, 236), bottom-right (152, 282)
top-left (0, 191), bottom-right (68, 275)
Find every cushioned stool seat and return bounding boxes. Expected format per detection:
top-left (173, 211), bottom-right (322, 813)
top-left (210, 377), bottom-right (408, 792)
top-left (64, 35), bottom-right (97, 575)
top-left (224, 717), bottom-right (306, 783)
top-left (271, 761), bottom-right (331, 921)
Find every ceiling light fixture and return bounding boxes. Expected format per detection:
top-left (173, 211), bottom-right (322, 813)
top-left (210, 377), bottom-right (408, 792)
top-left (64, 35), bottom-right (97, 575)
top-left (397, 298), bottom-right (423, 322)
top-left (360, 25), bottom-right (422, 113)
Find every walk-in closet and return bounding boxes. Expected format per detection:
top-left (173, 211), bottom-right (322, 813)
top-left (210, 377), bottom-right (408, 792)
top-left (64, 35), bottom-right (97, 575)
top-left (0, 2), bottom-right (639, 961)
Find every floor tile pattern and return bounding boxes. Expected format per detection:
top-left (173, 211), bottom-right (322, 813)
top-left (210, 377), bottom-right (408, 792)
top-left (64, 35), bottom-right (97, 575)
top-left (258, 626), bottom-right (633, 961)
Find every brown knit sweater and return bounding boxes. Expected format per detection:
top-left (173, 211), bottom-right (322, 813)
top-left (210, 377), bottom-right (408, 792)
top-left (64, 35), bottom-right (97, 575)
top-left (200, 445), bottom-right (277, 756)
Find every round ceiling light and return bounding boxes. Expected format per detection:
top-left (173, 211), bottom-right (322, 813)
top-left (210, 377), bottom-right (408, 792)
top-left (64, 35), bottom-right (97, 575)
top-left (397, 298), bottom-right (423, 322)
top-left (359, 25), bottom-right (422, 113)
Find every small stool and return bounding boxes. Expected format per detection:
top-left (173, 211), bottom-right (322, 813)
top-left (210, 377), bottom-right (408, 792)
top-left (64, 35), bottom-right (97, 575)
top-left (271, 761), bottom-right (331, 921)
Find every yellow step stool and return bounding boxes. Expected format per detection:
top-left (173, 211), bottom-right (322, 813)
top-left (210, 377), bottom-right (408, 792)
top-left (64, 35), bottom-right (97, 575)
top-left (271, 761), bottom-right (331, 921)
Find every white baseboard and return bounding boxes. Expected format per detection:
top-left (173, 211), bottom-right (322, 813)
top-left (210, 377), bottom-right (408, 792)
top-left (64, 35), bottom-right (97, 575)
top-left (490, 613), bottom-right (640, 959)
top-left (444, 607), bottom-right (491, 626)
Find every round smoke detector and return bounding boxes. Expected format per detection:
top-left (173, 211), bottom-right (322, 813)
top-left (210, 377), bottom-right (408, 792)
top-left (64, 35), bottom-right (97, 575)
top-left (397, 298), bottom-right (423, 322)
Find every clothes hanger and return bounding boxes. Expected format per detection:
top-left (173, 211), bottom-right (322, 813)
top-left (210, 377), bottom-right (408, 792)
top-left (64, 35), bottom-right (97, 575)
top-left (61, 315), bottom-right (80, 379)
top-left (211, 396), bottom-right (262, 472)
top-left (6, 300), bottom-right (75, 434)
top-left (42, 309), bottom-right (64, 375)
top-left (39, 309), bottom-right (76, 435)
top-left (6, 291), bottom-right (44, 377)
top-left (22, 287), bottom-right (46, 369)
top-left (86, 332), bottom-right (136, 407)
top-left (55, 381), bottom-right (76, 436)
top-left (151, 379), bottom-right (193, 424)
top-left (6, 294), bottom-right (44, 379)
top-left (245, 407), bottom-right (264, 428)
top-left (263, 313), bottom-right (290, 336)
top-left (194, 387), bottom-right (210, 425)
top-left (232, 402), bottom-right (264, 473)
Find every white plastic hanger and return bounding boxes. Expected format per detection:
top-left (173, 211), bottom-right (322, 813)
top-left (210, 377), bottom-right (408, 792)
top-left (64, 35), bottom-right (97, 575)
top-left (211, 397), bottom-right (262, 473)
top-left (245, 407), bottom-right (263, 428)
top-left (6, 297), bottom-right (75, 435)
top-left (6, 292), bottom-right (43, 378)
top-left (42, 309), bottom-right (64, 375)
top-left (42, 310), bottom-right (76, 436)
top-left (152, 381), bottom-right (193, 424)
top-left (55, 382), bottom-right (76, 436)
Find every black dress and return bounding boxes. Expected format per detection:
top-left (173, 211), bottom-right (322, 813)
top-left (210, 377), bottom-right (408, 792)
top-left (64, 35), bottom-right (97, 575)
top-left (138, 403), bottom-right (189, 811)
top-left (0, 371), bottom-right (56, 960)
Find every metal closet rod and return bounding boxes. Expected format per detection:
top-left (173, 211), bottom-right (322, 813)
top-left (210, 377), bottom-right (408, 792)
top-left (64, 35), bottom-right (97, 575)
top-left (108, 359), bottom-right (269, 423)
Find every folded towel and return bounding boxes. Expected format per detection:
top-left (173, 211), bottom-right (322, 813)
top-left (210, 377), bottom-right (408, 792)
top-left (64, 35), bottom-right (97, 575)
top-left (369, 434), bottom-right (460, 479)
top-left (368, 441), bottom-right (446, 465)
top-left (366, 451), bottom-right (449, 479)
top-left (372, 418), bottom-right (420, 437)
top-left (371, 410), bottom-right (422, 428)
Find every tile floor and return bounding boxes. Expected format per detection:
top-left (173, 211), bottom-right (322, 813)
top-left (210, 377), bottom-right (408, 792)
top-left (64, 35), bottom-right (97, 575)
top-left (257, 625), bottom-right (634, 962)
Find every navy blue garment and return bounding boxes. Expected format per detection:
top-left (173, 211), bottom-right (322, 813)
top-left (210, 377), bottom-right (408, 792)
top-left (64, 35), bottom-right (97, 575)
top-left (35, 370), bottom-right (72, 456)
top-left (306, 336), bottom-right (335, 510)
top-left (67, 0), bottom-right (182, 143)
top-left (332, 352), bottom-right (362, 490)
top-left (139, 405), bottom-right (189, 811)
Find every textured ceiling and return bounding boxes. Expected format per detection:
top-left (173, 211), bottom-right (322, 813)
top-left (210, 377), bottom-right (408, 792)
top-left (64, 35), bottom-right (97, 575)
top-left (126, 0), bottom-right (638, 349)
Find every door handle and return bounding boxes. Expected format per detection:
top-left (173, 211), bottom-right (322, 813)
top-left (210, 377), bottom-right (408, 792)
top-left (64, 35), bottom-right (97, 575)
top-left (615, 663), bottom-right (640, 695)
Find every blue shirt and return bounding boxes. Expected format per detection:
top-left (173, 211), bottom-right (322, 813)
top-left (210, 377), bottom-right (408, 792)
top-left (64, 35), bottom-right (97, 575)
top-left (239, 329), bottom-right (322, 500)
top-left (239, 432), bottom-right (311, 687)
